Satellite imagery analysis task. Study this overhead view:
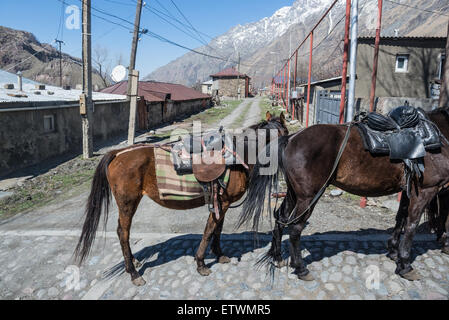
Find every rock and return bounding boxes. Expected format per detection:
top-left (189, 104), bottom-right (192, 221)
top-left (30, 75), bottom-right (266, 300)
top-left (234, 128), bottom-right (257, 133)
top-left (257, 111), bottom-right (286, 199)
top-left (324, 283), bottom-right (335, 291)
top-left (330, 255), bottom-right (343, 265)
top-left (345, 256), bottom-right (357, 265)
top-left (330, 189), bottom-right (343, 197)
top-left (329, 272), bottom-right (342, 282)
top-left (47, 287), bottom-right (59, 298)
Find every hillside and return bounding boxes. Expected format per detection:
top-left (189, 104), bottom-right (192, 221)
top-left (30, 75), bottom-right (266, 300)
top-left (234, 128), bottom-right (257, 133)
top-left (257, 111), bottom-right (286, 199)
top-left (0, 26), bottom-right (105, 89)
top-left (145, 0), bottom-right (449, 88)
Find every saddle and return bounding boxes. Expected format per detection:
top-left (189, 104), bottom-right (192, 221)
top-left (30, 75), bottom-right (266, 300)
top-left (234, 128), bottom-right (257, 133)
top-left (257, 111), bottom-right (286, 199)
top-left (356, 105), bottom-right (442, 196)
top-left (168, 126), bottom-right (246, 220)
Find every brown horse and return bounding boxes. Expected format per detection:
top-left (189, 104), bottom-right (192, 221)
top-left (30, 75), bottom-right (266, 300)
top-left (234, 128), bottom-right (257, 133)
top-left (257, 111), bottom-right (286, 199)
top-left (389, 108), bottom-right (449, 258)
top-left (238, 113), bottom-right (449, 282)
top-left (74, 112), bottom-right (288, 286)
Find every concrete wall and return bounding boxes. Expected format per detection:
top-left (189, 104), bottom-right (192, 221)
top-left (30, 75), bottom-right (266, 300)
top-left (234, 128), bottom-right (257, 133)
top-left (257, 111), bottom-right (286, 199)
top-left (0, 100), bottom-right (129, 177)
top-left (356, 38), bottom-right (445, 99)
top-left (144, 98), bottom-right (210, 129)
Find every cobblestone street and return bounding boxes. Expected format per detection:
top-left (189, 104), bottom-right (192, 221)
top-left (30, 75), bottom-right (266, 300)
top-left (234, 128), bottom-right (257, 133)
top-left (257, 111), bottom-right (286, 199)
top-left (1, 224), bottom-right (448, 300)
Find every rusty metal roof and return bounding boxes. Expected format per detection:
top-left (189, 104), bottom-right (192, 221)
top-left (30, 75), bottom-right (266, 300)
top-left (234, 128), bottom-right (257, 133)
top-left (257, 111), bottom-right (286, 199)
top-left (101, 81), bottom-right (210, 102)
top-left (210, 67), bottom-right (249, 78)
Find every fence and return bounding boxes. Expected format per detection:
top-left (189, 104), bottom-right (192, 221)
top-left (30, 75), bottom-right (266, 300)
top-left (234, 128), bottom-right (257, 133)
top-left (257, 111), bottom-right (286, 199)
top-left (270, 0), bottom-right (385, 127)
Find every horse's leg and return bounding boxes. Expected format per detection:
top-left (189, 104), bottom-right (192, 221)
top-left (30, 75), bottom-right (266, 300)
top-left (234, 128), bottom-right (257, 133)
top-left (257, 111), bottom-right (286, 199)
top-left (210, 207), bottom-right (231, 264)
top-left (396, 187), bottom-right (437, 281)
top-left (287, 200), bottom-right (315, 281)
top-left (195, 212), bottom-right (219, 276)
top-left (387, 191), bottom-right (409, 261)
top-left (269, 221), bottom-right (287, 268)
top-left (116, 196), bottom-right (145, 286)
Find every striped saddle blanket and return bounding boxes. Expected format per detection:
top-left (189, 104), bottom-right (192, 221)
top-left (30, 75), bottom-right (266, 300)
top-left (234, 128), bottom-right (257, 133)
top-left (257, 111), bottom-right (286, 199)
top-left (154, 147), bottom-right (230, 201)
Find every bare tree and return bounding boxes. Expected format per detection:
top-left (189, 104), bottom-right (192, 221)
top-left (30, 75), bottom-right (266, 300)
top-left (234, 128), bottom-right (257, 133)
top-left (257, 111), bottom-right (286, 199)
top-left (93, 45), bottom-right (112, 88)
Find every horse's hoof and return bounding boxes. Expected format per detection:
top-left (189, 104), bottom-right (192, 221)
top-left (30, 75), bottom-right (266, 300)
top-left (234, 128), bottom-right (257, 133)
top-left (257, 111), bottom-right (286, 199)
top-left (275, 260), bottom-right (288, 268)
top-left (298, 272), bottom-right (315, 281)
top-left (132, 276), bottom-right (146, 286)
top-left (133, 259), bottom-right (142, 268)
top-left (218, 256), bottom-right (231, 264)
top-left (400, 269), bottom-right (421, 281)
top-left (386, 251), bottom-right (398, 262)
top-left (442, 247), bottom-right (449, 255)
top-left (197, 266), bottom-right (212, 276)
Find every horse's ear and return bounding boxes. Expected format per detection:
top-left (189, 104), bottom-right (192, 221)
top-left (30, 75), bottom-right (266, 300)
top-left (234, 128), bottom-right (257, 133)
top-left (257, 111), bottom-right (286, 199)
top-left (266, 111), bottom-right (272, 121)
top-left (280, 112), bottom-right (286, 124)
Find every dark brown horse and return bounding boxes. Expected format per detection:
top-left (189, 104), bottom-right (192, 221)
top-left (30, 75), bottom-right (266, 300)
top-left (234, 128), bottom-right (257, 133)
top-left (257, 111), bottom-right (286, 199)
top-left (74, 112), bottom-right (288, 286)
top-left (389, 108), bottom-right (449, 258)
top-left (238, 114), bottom-right (449, 282)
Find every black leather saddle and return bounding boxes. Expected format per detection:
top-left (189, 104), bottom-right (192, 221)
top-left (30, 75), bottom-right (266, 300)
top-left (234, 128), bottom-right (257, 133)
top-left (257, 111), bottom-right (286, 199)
top-left (357, 105), bottom-right (440, 159)
top-left (356, 105), bottom-right (442, 196)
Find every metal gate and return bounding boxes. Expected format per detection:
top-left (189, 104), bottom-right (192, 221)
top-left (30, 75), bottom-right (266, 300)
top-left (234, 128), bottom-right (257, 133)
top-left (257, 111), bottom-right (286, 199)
top-left (315, 90), bottom-right (342, 124)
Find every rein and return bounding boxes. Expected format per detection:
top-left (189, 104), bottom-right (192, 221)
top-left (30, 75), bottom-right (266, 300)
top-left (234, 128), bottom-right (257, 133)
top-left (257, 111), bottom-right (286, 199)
top-left (276, 123), bottom-right (354, 227)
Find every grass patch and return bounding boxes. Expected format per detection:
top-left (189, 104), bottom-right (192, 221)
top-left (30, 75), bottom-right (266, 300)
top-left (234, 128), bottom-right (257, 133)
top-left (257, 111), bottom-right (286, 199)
top-left (0, 156), bottom-right (99, 219)
top-left (187, 99), bottom-right (242, 126)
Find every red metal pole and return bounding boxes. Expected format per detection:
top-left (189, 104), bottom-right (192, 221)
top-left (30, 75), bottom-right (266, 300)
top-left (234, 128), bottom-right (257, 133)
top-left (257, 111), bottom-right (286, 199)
top-left (305, 31), bottom-right (313, 128)
top-left (287, 58), bottom-right (290, 113)
top-left (339, 0), bottom-right (351, 124)
top-left (369, 0), bottom-right (383, 112)
top-left (293, 50), bottom-right (298, 120)
top-left (283, 65), bottom-right (286, 109)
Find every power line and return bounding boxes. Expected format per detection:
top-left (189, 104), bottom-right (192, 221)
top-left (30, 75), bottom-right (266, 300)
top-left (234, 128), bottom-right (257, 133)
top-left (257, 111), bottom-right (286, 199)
top-left (384, 0), bottom-right (449, 17)
top-left (169, 0), bottom-right (208, 45)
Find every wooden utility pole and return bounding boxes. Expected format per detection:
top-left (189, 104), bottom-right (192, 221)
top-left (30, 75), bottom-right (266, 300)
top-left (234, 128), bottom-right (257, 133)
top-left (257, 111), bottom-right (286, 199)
top-left (81, 0), bottom-right (93, 159)
top-left (237, 52), bottom-right (241, 100)
top-left (127, 0), bottom-right (143, 145)
top-left (55, 39), bottom-right (64, 87)
top-left (439, 20), bottom-right (449, 108)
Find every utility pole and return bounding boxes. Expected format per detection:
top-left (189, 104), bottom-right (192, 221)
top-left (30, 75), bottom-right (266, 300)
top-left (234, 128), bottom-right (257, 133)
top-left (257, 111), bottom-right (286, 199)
top-left (347, 0), bottom-right (358, 122)
top-left (237, 52), bottom-right (241, 100)
top-left (80, 0), bottom-right (93, 159)
top-left (127, 0), bottom-right (143, 145)
top-left (55, 39), bottom-right (64, 87)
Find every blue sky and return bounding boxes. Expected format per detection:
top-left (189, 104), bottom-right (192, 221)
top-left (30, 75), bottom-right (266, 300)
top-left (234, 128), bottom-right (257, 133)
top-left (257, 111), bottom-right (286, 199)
top-left (0, 0), bottom-right (294, 76)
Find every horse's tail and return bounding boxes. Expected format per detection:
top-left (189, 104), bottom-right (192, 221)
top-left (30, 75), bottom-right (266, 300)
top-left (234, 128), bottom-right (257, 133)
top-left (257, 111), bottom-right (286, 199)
top-left (237, 135), bottom-right (290, 231)
top-left (74, 152), bottom-right (116, 265)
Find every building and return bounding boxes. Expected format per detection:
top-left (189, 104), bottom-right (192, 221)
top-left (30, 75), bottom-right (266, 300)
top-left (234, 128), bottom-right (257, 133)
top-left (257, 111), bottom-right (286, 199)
top-left (0, 69), bottom-right (127, 177)
top-left (101, 80), bottom-right (211, 130)
top-left (201, 80), bottom-right (213, 95)
top-left (356, 36), bottom-right (446, 100)
top-left (295, 36), bottom-right (446, 126)
top-left (210, 67), bottom-right (251, 98)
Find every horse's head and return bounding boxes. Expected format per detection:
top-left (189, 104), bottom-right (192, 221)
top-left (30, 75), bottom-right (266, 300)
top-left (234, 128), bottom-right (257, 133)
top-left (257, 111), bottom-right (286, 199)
top-left (257, 111), bottom-right (289, 138)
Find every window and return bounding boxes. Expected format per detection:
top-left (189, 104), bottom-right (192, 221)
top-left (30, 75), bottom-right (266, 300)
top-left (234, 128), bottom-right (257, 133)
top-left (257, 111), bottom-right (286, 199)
top-left (395, 54), bottom-right (409, 73)
top-left (43, 115), bottom-right (55, 132)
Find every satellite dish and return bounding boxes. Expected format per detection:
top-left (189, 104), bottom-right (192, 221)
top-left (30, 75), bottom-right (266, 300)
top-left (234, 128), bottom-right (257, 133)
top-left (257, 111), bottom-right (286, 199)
top-left (111, 65), bottom-right (127, 82)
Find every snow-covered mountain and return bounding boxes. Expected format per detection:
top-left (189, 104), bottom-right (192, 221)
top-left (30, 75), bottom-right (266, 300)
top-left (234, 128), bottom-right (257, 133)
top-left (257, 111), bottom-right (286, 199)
top-left (145, 0), bottom-right (449, 88)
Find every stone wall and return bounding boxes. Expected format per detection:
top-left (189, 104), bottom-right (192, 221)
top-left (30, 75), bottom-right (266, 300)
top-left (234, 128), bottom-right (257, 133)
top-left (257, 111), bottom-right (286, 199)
top-left (216, 78), bottom-right (247, 98)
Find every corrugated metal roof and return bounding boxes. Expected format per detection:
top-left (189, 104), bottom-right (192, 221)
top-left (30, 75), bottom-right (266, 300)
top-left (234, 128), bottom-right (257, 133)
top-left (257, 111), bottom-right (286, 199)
top-left (101, 81), bottom-right (210, 102)
top-left (210, 67), bottom-right (249, 78)
top-left (0, 69), bottom-right (126, 103)
top-left (357, 36), bottom-right (447, 41)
